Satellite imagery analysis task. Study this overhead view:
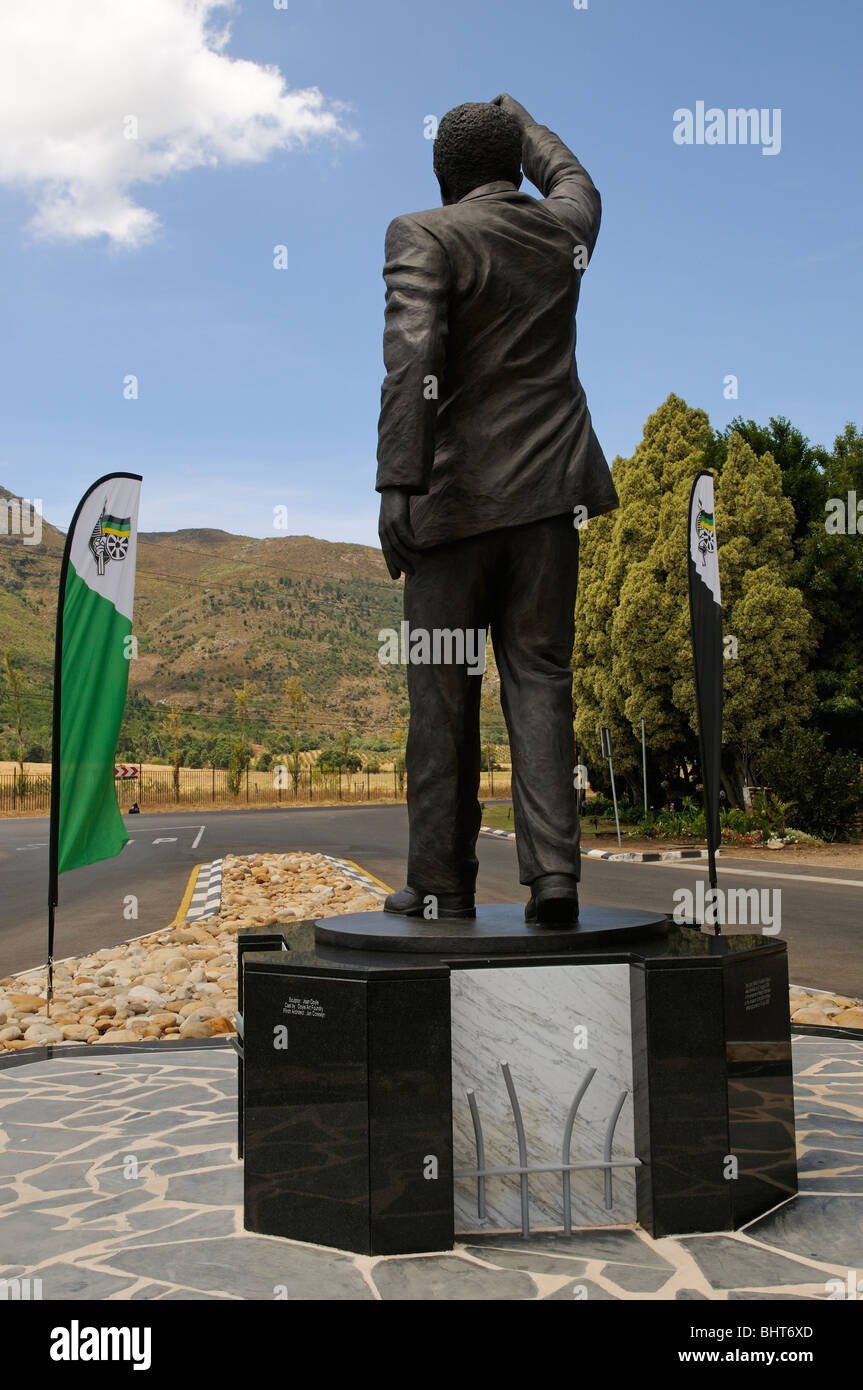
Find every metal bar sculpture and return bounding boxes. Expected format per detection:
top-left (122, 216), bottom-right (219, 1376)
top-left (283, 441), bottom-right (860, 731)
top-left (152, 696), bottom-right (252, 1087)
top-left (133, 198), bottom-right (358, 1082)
top-left (455, 1060), bottom-right (642, 1238)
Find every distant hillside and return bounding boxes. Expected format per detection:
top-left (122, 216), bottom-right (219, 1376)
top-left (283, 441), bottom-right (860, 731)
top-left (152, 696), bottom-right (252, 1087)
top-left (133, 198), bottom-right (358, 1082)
top-left (0, 486), bottom-right (413, 752)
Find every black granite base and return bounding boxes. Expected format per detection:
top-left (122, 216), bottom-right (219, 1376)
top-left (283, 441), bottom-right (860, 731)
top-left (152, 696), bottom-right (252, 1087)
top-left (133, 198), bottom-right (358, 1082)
top-left (242, 960), bottom-right (453, 1254)
top-left (630, 943), bottom-right (798, 1236)
top-left (239, 911), bottom-right (798, 1253)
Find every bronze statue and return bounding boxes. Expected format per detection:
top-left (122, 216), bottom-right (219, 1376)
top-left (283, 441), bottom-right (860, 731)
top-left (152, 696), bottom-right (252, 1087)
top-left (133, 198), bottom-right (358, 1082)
top-left (376, 95), bottom-right (618, 925)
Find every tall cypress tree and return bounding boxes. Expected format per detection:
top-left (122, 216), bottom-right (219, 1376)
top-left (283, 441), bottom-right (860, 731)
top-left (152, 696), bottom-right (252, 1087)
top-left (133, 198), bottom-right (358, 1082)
top-left (573, 395), bottom-right (816, 805)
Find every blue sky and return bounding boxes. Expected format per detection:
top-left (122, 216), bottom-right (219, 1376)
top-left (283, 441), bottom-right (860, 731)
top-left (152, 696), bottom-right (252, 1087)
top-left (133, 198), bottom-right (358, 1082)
top-left (1, 0), bottom-right (859, 546)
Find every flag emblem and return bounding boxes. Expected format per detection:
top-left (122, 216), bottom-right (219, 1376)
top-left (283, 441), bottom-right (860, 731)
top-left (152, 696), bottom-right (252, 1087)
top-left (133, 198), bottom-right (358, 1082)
top-left (695, 503), bottom-right (715, 566)
top-left (89, 503), bottom-right (131, 574)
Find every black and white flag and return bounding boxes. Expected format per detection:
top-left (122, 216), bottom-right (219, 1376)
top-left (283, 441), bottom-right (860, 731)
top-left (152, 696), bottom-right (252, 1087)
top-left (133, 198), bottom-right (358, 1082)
top-left (687, 470), bottom-right (723, 905)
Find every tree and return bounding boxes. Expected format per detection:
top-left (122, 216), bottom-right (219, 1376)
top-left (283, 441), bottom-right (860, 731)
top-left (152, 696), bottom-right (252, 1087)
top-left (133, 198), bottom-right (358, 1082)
top-left (574, 395), bottom-right (713, 800)
top-left (233, 681), bottom-right (255, 745)
top-left (160, 705), bottom-right (183, 802)
top-left (317, 744), bottom-right (362, 773)
top-left (481, 690), bottom-right (499, 786)
top-left (573, 396), bottom-right (817, 806)
top-left (283, 678), bottom-right (307, 790)
top-left (230, 681), bottom-right (255, 795)
top-left (392, 719), bottom-right (406, 794)
top-left (794, 423), bottom-right (863, 753)
top-left (2, 650), bottom-right (28, 796)
top-left (708, 432), bottom-right (816, 794)
top-left (716, 415), bottom-right (829, 555)
top-left (756, 728), bottom-right (863, 840)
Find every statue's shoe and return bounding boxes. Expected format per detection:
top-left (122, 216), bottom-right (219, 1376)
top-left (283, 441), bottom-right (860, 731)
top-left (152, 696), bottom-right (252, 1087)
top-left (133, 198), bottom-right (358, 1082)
top-left (383, 885), bottom-right (476, 919)
top-left (525, 875), bottom-right (580, 926)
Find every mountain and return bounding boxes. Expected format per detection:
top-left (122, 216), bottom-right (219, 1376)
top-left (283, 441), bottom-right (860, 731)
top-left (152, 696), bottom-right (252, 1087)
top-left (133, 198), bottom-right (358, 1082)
top-left (0, 487), bottom-right (409, 749)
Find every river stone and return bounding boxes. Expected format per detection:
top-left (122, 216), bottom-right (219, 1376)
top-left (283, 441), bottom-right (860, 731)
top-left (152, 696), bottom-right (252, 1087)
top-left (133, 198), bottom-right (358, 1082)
top-left (62, 1025), bottom-right (98, 1042)
top-left (128, 986), bottom-right (163, 1005)
top-left (833, 1007), bottom-right (863, 1029)
top-left (23, 1022), bottom-right (64, 1043)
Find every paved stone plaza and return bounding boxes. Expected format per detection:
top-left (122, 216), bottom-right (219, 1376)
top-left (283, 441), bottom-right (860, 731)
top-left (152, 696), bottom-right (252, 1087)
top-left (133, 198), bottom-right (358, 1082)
top-left (0, 1035), bottom-right (861, 1300)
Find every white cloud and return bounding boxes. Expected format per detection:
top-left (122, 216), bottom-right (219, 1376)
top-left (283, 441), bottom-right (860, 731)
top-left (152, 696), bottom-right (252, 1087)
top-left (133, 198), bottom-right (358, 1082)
top-left (0, 0), bottom-right (355, 247)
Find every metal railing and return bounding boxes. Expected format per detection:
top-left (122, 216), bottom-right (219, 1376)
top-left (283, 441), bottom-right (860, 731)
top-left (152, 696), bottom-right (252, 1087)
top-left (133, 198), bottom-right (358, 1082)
top-left (455, 1060), bottom-right (641, 1236)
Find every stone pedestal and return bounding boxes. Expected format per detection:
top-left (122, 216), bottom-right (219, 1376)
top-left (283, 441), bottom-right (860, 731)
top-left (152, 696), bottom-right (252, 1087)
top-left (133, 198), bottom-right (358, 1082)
top-left (238, 910), bottom-right (797, 1254)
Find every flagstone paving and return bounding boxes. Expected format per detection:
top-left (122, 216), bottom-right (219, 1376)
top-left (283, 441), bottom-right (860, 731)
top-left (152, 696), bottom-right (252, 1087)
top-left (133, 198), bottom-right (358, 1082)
top-left (0, 1036), bottom-right (861, 1300)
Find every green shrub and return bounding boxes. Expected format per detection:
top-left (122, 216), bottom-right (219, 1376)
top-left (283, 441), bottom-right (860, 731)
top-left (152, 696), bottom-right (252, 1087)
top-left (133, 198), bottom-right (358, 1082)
top-left (783, 827), bottom-right (825, 846)
top-left (757, 729), bottom-right (863, 840)
top-left (317, 746), bottom-right (363, 773)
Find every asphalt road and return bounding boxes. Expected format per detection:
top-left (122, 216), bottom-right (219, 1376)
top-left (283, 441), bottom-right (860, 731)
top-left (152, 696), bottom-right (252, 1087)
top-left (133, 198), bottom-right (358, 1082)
top-left (1, 805), bottom-right (861, 995)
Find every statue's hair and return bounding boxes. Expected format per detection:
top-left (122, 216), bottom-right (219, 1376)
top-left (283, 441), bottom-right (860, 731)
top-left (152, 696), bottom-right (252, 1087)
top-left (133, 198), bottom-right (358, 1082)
top-left (433, 102), bottom-right (522, 202)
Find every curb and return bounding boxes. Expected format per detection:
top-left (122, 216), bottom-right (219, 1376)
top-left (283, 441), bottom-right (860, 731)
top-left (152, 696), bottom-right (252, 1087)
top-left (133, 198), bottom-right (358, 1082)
top-left (185, 858), bottom-right (223, 920)
top-left (583, 847), bottom-right (711, 863)
top-left (166, 862), bottom-right (205, 926)
top-left (479, 826), bottom-right (711, 864)
top-left (0, 1037), bottom-right (233, 1073)
top-left (792, 1024), bottom-right (863, 1041)
top-left (322, 854), bottom-right (391, 901)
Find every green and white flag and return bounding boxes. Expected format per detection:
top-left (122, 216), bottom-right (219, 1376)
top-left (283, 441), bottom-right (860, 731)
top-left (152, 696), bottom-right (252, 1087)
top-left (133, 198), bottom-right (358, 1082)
top-left (49, 475), bottom-right (142, 957)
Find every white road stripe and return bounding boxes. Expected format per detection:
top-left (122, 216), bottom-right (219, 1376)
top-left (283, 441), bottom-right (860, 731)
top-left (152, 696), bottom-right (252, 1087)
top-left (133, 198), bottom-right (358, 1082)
top-left (192, 824), bottom-right (206, 849)
top-left (125, 824), bottom-right (207, 833)
top-left (641, 859), bottom-right (863, 889)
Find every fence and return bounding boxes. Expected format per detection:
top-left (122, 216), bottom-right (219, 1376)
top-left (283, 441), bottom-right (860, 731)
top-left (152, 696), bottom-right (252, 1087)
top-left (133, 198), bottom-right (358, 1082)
top-left (0, 774), bottom-right (51, 815)
top-left (457, 1061), bottom-right (640, 1236)
top-left (0, 767), bottom-right (512, 815)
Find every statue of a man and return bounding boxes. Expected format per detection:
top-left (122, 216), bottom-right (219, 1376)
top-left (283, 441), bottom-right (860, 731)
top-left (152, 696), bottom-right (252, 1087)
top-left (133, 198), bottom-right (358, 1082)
top-left (376, 95), bottom-right (618, 925)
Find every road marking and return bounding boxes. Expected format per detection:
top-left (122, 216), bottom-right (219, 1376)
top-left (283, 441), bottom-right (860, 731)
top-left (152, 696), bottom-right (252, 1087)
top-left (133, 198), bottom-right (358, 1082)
top-left (192, 824), bottom-right (205, 849)
top-left (167, 863), bottom-right (206, 926)
top-left (644, 859), bottom-right (863, 889)
top-left (152, 837), bottom-right (178, 844)
top-left (15, 843), bottom-right (48, 852)
top-left (330, 856), bottom-right (393, 895)
top-left (124, 823), bottom-right (206, 835)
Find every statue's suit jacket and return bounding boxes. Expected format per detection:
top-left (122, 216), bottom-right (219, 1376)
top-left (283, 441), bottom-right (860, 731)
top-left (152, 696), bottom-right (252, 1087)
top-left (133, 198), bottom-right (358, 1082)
top-left (376, 121), bottom-right (619, 549)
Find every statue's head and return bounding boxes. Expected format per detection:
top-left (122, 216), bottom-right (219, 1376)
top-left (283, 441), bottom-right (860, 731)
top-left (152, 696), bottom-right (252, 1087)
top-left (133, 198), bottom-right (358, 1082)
top-left (433, 102), bottom-right (523, 205)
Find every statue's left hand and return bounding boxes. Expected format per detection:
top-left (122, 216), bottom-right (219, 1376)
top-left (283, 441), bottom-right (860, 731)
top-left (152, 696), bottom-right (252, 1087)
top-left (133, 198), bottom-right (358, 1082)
top-left (378, 487), bottom-right (417, 579)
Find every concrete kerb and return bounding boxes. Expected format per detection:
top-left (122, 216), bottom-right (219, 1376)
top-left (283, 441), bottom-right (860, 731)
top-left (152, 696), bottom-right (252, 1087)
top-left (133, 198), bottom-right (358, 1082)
top-left (480, 825), bottom-right (711, 863)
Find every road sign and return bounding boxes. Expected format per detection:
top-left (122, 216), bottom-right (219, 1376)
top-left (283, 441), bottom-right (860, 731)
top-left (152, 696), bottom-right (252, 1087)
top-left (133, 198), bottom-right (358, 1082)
top-left (114, 764), bottom-right (139, 780)
top-left (600, 727), bottom-right (612, 759)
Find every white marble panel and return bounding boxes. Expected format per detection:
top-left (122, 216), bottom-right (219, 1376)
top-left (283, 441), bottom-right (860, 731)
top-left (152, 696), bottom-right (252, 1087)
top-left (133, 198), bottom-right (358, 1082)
top-left (450, 963), bottom-right (636, 1231)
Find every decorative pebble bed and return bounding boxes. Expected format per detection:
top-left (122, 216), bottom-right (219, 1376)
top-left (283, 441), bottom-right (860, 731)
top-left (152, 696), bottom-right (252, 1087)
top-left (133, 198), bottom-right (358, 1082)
top-left (789, 986), bottom-right (863, 1030)
top-left (0, 853), bottom-right (859, 1052)
top-left (0, 853), bottom-right (380, 1052)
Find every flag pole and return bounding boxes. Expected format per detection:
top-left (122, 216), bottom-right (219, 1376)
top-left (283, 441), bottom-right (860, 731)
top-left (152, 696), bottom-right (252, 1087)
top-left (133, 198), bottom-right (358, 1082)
top-left (687, 471), bottom-right (723, 934)
top-left (47, 481), bottom-right (81, 1017)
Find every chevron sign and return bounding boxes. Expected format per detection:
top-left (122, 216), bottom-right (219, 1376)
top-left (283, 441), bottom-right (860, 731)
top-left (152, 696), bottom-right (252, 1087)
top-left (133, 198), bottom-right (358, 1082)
top-left (114, 764), bottom-right (139, 780)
